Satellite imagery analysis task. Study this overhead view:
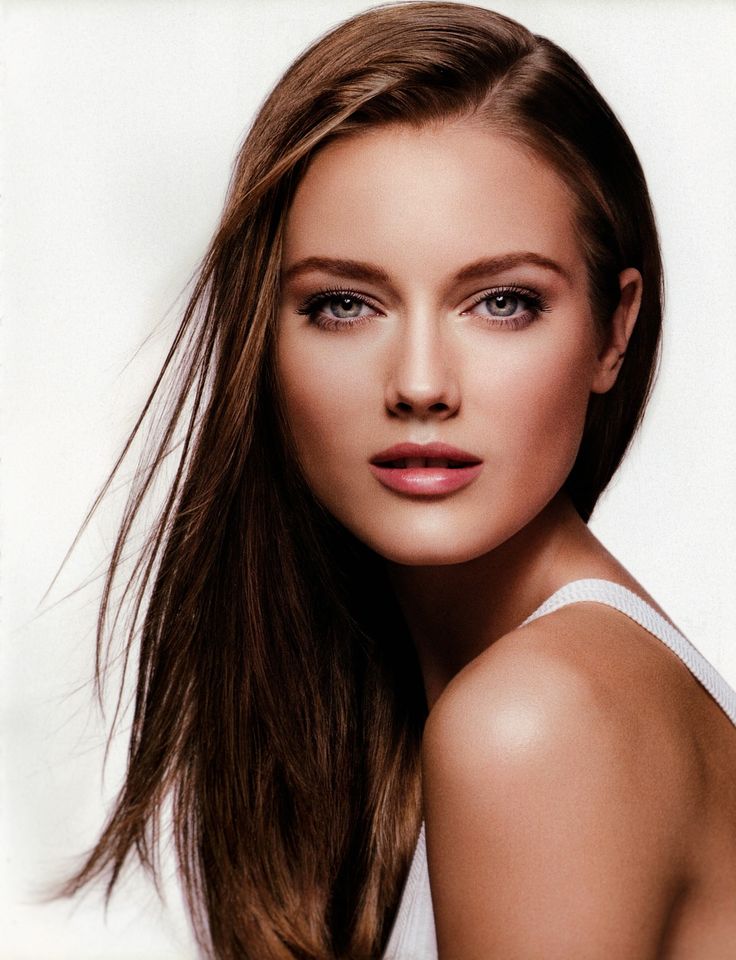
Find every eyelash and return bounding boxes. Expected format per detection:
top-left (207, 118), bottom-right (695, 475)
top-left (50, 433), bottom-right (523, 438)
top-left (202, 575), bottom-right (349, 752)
top-left (463, 285), bottom-right (550, 330)
top-left (296, 285), bottom-right (549, 331)
top-left (296, 287), bottom-right (380, 331)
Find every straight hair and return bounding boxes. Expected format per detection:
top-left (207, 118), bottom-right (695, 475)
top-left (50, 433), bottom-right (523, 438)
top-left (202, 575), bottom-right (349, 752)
top-left (62, 4), bottom-right (662, 957)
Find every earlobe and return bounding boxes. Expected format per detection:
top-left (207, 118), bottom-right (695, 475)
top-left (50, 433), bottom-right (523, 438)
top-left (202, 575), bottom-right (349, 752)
top-left (591, 267), bottom-right (643, 394)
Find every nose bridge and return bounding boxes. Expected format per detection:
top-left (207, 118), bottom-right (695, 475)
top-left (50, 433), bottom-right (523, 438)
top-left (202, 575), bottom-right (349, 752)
top-left (386, 301), bottom-right (460, 417)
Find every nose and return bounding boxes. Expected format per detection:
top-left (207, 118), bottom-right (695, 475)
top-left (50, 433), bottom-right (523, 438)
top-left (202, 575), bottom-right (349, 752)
top-left (384, 312), bottom-right (460, 420)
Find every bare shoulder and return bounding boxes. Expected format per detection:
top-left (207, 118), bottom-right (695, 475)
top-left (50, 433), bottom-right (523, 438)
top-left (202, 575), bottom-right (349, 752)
top-left (424, 601), bottom-right (707, 811)
top-left (421, 605), bottom-right (703, 958)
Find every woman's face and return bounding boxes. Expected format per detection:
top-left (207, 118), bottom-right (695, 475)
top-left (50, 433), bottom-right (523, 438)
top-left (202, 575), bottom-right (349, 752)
top-left (276, 121), bottom-right (620, 565)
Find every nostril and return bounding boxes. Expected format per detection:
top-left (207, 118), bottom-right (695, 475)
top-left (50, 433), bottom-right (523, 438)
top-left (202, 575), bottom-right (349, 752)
top-left (388, 385), bottom-right (460, 418)
top-left (390, 398), bottom-right (456, 417)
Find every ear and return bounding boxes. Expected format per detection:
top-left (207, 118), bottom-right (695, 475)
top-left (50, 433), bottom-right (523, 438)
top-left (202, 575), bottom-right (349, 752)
top-left (591, 267), bottom-right (643, 394)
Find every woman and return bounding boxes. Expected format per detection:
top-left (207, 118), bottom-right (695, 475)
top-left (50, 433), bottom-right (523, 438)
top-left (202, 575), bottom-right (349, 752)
top-left (55, 2), bottom-right (736, 958)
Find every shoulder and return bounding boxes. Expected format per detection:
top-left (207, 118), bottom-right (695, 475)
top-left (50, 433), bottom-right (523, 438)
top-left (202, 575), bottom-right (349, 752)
top-left (423, 602), bottom-right (703, 804)
top-left (421, 606), bottom-right (698, 957)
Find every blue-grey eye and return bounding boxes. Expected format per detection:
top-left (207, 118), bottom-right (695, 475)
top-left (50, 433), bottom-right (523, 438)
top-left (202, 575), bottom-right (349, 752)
top-left (485, 293), bottom-right (520, 317)
top-left (328, 295), bottom-right (364, 319)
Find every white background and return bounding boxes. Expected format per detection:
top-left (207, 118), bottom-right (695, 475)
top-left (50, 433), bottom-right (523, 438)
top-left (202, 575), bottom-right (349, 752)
top-left (3, 1), bottom-right (735, 956)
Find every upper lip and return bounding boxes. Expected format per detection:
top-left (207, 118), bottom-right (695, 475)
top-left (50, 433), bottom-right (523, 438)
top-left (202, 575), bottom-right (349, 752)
top-left (370, 442), bottom-right (482, 466)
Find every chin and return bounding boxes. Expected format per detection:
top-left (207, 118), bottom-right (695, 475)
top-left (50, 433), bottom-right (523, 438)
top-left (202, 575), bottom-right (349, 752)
top-left (386, 550), bottom-right (482, 568)
top-left (341, 500), bottom-right (547, 568)
top-left (360, 531), bottom-right (500, 568)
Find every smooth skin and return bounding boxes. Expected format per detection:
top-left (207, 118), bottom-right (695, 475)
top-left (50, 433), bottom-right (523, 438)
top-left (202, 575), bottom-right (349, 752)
top-left (276, 121), bottom-right (736, 958)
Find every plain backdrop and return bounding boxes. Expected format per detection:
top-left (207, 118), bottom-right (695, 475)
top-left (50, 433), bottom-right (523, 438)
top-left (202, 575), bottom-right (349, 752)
top-left (3, 0), bottom-right (735, 956)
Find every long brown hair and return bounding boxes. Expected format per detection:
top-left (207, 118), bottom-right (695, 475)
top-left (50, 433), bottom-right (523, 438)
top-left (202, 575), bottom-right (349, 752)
top-left (62, 3), bottom-right (662, 957)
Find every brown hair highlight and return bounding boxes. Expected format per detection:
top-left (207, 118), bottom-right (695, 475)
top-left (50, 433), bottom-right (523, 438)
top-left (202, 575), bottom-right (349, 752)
top-left (61, 4), bottom-right (663, 957)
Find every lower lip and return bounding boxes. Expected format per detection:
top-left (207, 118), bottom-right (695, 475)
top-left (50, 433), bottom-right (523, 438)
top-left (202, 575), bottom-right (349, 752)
top-left (369, 463), bottom-right (483, 496)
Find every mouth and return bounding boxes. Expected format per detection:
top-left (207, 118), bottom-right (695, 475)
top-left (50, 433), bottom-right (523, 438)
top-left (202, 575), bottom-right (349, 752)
top-left (370, 442), bottom-right (482, 467)
top-left (369, 444), bottom-right (483, 496)
top-left (372, 456), bottom-right (477, 469)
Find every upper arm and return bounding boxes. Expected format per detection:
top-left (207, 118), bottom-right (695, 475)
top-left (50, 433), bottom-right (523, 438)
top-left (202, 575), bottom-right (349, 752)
top-left (421, 637), bottom-right (685, 960)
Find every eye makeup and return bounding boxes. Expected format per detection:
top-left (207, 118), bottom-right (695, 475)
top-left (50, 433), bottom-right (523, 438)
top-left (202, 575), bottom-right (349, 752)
top-left (295, 283), bottom-right (549, 332)
top-left (296, 287), bottom-right (383, 331)
top-left (461, 285), bottom-right (550, 330)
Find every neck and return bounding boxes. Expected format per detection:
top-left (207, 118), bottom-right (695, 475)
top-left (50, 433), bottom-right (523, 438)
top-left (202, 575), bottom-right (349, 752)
top-left (385, 492), bottom-right (606, 710)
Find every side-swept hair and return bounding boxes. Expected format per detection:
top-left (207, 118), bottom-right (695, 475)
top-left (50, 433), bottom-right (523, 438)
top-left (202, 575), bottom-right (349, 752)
top-left (62, 4), bottom-right (662, 957)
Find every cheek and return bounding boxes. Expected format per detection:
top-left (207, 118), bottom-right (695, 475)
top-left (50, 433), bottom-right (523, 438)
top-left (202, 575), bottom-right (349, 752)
top-left (465, 334), bottom-right (593, 522)
top-left (275, 334), bottom-right (368, 472)
top-left (480, 338), bottom-right (594, 481)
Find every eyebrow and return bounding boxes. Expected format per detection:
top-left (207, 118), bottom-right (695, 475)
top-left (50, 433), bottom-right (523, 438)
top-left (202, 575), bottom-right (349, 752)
top-left (281, 252), bottom-right (571, 287)
top-left (282, 257), bottom-right (391, 286)
top-left (455, 253), bottom-right (571, 285)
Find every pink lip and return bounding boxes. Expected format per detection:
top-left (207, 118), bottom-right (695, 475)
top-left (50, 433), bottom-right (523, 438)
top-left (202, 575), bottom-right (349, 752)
top-left (369, 442), bottom-right (483, 496)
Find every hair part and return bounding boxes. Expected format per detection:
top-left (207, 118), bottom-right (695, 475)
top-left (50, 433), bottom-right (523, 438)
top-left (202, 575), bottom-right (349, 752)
top-left (62, 4), bottom-right (662, 958)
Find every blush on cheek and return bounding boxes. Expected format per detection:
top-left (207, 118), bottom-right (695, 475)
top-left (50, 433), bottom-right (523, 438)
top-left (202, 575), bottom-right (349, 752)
top-left (276, 384), bottom-right (351, 500)
top-left (527, 374), bottom-right (591, 486)
top-left (488, 349), bottom-right (592, 500)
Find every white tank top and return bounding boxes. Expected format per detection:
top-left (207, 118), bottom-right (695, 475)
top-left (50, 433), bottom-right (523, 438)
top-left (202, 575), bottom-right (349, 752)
top-left (381, 578), bottom-right (736, 960)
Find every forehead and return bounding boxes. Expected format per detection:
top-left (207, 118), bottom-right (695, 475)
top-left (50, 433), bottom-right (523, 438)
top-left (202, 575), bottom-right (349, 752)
top-left (283, 121), bottom-right (586, 286)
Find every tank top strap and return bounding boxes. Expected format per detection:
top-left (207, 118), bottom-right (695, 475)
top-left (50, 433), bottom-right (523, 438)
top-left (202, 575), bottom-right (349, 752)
top-left (520, 578), bottom-right (736, 727)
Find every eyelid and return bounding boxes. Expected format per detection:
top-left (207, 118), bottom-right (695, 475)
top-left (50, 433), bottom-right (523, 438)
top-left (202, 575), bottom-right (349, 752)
top-left (296, 287), bottom-right (384, 316)
top-left (294, 283), bottom-right (549, 327)
top-left (459, 283), bottom-right (547, 313)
